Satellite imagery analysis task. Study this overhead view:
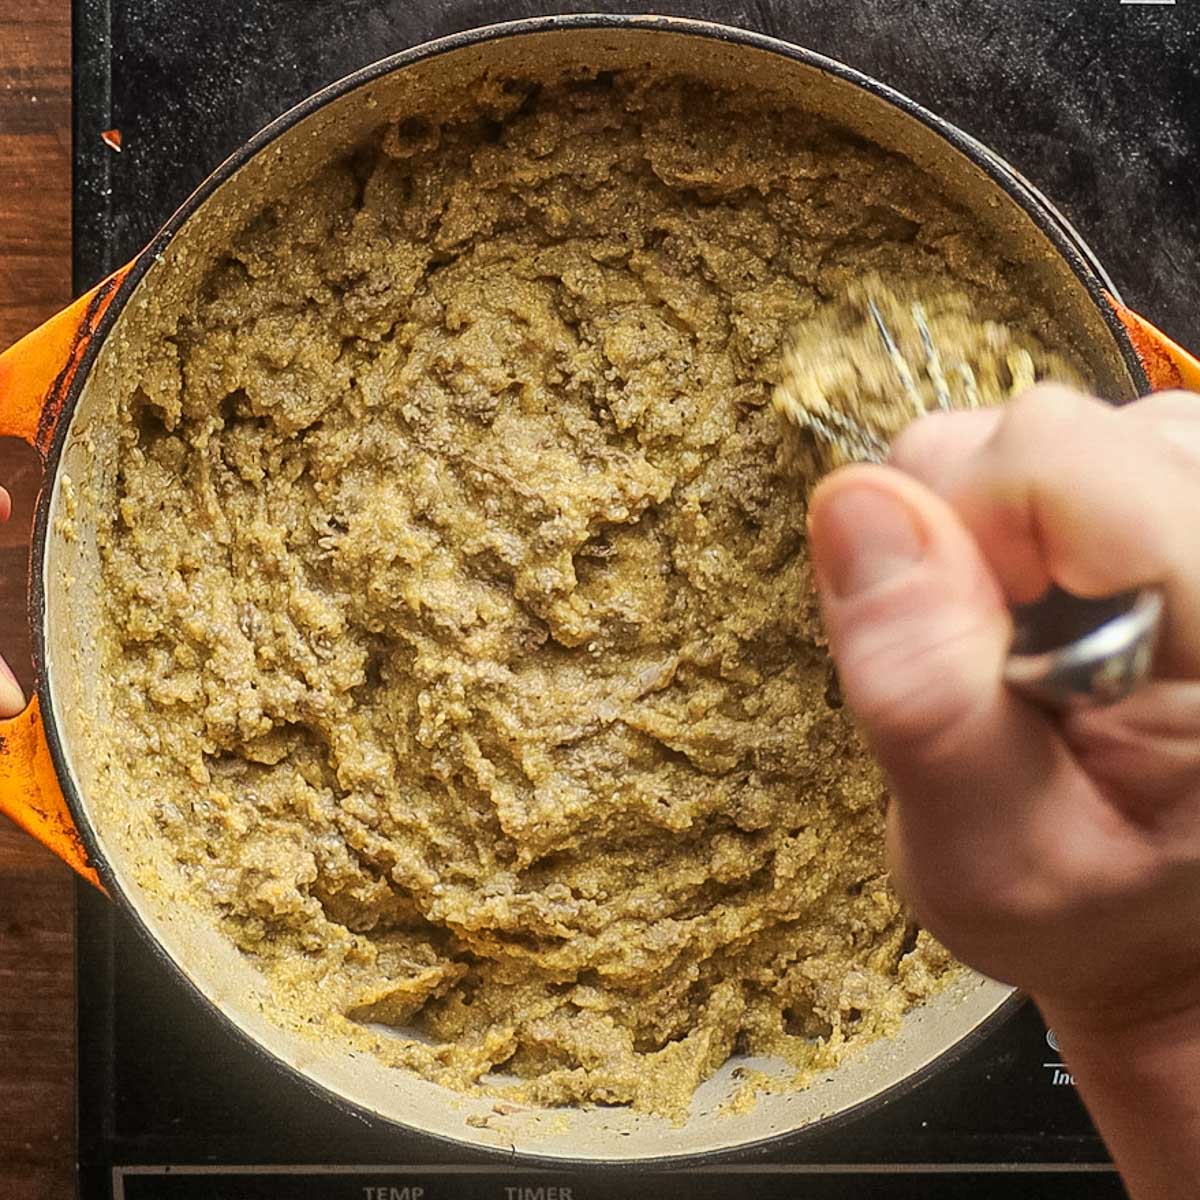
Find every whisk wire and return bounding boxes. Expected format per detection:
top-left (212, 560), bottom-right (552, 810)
top-left (913, 303), bottom-right (953, 411)
top-left (958, 362), bottom-right (981, 408)
top-left (868, 299), bottom-right (926, 418)
top-left (802, 407), bottom-right (889, 465)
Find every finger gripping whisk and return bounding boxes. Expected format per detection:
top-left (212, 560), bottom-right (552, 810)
top-left (773, 275), bottom-right (1163, 710)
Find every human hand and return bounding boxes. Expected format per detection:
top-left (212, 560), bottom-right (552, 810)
top-left (0, 485), bottom-right (23, 718)
top-left (806, 386), bottom-right (1200, 1199)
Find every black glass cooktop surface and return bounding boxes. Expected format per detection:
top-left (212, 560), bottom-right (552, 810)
top-left (74, 2), bottom-right (1198, 1196)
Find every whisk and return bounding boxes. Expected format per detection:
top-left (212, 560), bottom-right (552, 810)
top-left (774, 276), bottom-right (1162, 710)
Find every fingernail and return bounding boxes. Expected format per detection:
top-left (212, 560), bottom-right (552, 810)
top-left (810, 482), bottom-right (926, 599)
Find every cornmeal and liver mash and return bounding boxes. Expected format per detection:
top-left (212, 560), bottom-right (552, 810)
top-left (98, 74), bottom-right (1037, 1120)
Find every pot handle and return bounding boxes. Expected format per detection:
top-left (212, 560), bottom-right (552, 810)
top-left (1105, 294), bottom-right (1200, 394)
top-left (0, 265), bottom-right (133, 888)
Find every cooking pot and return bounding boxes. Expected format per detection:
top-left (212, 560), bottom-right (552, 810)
top-left (1, 14), bottom-right (1197, 1164)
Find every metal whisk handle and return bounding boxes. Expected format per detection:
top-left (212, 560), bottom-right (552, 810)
top-left (1004, 586), bottom-right (1164, 709)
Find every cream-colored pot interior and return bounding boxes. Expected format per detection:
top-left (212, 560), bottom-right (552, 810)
top-left (43, 21), bottom-right (1133, 1162)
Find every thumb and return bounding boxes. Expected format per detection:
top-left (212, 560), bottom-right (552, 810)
top-left (0, 486), bottom-right (23, 717)
top-left (807, 465), bottom-right (1067, 829)
top-left (0, 658), bottom-right (23, 719)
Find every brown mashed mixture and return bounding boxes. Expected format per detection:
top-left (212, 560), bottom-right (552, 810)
top-left (98, 74), bottom-right (1069, 1121)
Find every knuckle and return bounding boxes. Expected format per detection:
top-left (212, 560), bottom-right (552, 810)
top-left (1128, 389), bottom-right (1200, 412)
top-left (991, 383), bottom-right (1095, 451)
top-left (889, 409), bottom-right (1001, 491)
top-left (890, 410), bottom-right (957, 469)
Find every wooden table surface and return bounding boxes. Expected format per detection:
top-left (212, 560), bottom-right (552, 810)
top-left (0, 2), bottom-right (77, 1197)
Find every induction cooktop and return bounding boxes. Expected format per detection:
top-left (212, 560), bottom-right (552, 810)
top-left (73, 2), bottom-right (1198, 1196)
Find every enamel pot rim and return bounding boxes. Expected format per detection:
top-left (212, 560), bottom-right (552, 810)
top-left (36, 13), bottom-right (1134, 1167)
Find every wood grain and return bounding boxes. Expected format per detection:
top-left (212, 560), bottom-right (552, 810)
top-left (0, 2), bottom-right (76, 1198)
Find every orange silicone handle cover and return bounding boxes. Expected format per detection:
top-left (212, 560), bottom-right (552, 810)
top-left (1107, 296), bottom-right (1200, 394)
top-left (0, 266), bottom-right (132, 887)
